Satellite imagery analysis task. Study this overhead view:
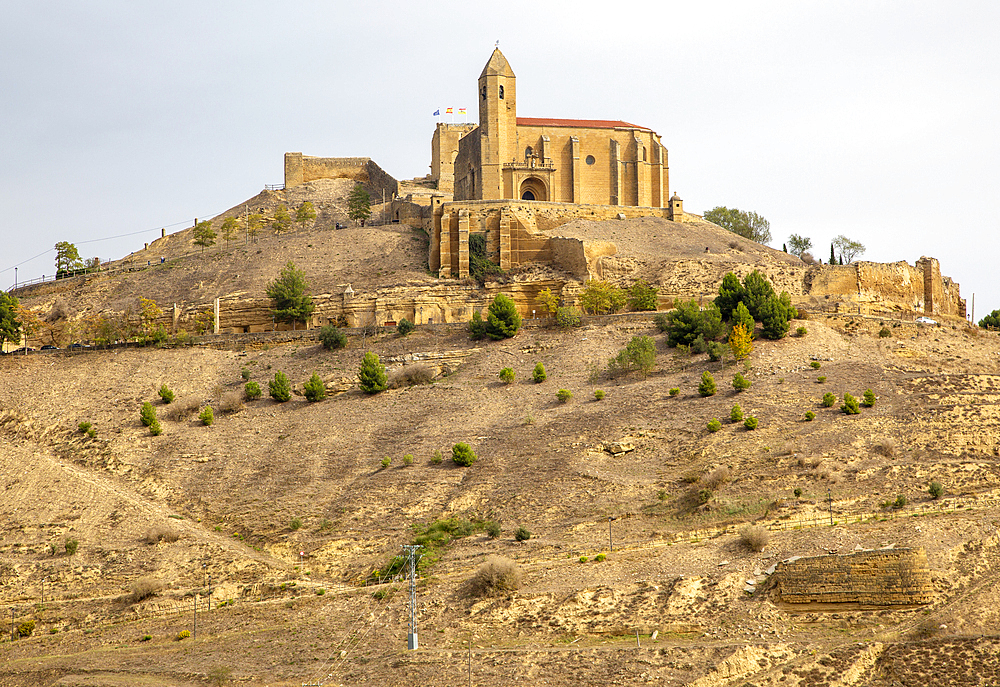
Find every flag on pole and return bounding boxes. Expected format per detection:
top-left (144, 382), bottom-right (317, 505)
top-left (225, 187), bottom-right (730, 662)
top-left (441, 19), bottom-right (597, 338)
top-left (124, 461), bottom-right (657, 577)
top-left (458, 107), bottom-right (467, 115)
top-left (446, 107), bottom-right (453, 114)
top-left (433, 109), bottom-right (440, 116)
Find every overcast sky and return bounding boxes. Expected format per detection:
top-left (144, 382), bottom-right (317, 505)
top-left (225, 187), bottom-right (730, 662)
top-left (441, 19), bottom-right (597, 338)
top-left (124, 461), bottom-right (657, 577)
top-left (2, 1), bottom-right (997, 317)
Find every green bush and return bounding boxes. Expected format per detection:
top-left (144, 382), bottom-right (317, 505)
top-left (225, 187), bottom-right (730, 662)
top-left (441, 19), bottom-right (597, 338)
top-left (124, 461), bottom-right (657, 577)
top-left (627, 280), bottom-right (658, 311)
top-left (269, 372), bottom-right (292, 402)
top-left (862, 388), bottom-right (876, 407)
top-left (669, 387), bottom-right (680, 397)
top-left (810, 361), bottom-right (821, 369)
top-left (594, 389), bottom-right (605, 401)
top-left (595, 553), bottom-right (606, 562)
top-left (841, 393), bottom-right (861, 414)
top-left (16, 620), bottom-right (35, 638)
top-left (532, 362), bottom-right (546, 383)
top-left (794, 487), bottom-right (803, 497)
top-left (159, 384), bottom-right (175, 404)
top-left (929, 481), bottom-right (944, 499)
top-left (319, 323), bottom-right (348, 349)
top-left (381, 456), bottom-right (391, 468)
top-left (690, 335), bottom-right (708, 355)
top-left (713, 272), bottom-right (745, 320)
top-left (607, 335), bottom-right (657, 378)
top-left (176, 630), bottom-right (191, 641)
top-left (732, 372), bottom-right (751, 391)
top-left (879, 327), bottom-right (892, 338)
top-left (817, 376), bottom-right (827, 384)
top-left (485, 521), bottom-right (502, 538)
top-left (499, 367), bottom-right (515, 384)
top-left (893, 494), bottom-right (907, 510)
top-left (579, 556), bottom-right (589, 563)
top-left (468, 311), bottom-right (487, 340)
top-left (730, 404), bottom-right (744, 423)
top-left (795, 326), bottom-right (807, 337)
top-left (698, 371), bottom-right (717, 397)
top-left (665, 299), bottom-right (725, 347)
top-left (396, 318), bottom-right (415, 336)
top-left (822, 392), bottom-right (836, 407)
top-left (707, 341), bottom-right (727, 362)
top-left (514, 526), bottom-right (531, 542)
top-left (579, 279), bottom-right (626, 314)
top-left (64, 539), bottom-right (79, 556)
top-left (303, 372), bottom-right (326, 402)
top-left (555, 306), bottom-right (581, 328)
top-left (743, 416), bottom-right (759, 430)
top-left (86, 427), bottom-right (97, 438)
top-left (140, 401), bottom-right (157, 427)
top-left (484, 293), bottom-right (521, 340)
top-left (149, 419), bottom-right (162, 436)
top-left (804, 410), bottom-right (816, 421)
top-left (731, 301), bottom-right (755, 338)
top-left (403, 454), bottom-right (414, 466)
top-left (358, 352), bottom-right (388, 394)
top-left (557, 389), bottom-right (572, 403)
top-left (452, 442), bottom-right (477, 467)
top-left (245, 381), bottom-right (262, 400)
top-left (431, 450), bottom-right (443, 465)
top-left (199, 406), bottom-right (214, 426)
top-left (697, 488), bottom-right (713, 504)
top-left (760, 292), bottom-right (795, 340)
top-left (78, 421), bottom-right (92, 434)
top-left (707, 418), bottom-right (722, 433)
top-left (241, 367), bottom-right (252, 381)
top-left (289, 517), bottom-right (302, 531)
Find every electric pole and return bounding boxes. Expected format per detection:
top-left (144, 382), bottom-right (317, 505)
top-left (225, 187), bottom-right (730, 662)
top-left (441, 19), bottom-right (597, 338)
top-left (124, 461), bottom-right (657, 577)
top-left (401, 545), bottom-right (421, 650)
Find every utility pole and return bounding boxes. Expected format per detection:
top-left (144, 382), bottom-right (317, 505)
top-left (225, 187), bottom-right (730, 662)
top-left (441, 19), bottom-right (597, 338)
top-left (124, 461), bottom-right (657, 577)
top-left (9, 607), bottom-right (14, 641)
top-left (828, 489), bottom-right (833, 526)
top-left (401, 544), bottom-right (421, 650)
top-left (193, 593), bottom-right (197, 640)
top-left (608, 516), bottom-right (617, 552)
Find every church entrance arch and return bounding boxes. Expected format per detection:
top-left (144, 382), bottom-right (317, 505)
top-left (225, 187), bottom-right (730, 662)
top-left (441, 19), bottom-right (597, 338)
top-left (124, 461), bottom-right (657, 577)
top-left (519, 177), bottom-right (547, 201)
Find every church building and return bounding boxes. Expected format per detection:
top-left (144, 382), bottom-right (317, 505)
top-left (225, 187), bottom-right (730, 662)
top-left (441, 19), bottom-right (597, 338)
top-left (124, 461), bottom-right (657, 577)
top-left (433, 48), bottom-right (670, 209)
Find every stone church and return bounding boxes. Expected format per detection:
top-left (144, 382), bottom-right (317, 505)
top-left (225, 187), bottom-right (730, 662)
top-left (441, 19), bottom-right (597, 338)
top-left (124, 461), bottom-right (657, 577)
top-left (433, 48), bottom-right (671, 208)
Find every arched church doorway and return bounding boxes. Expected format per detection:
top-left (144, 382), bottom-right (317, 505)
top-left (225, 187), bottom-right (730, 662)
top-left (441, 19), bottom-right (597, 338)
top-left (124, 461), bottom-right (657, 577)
top-left (519, 177), bottom-right (547, 201)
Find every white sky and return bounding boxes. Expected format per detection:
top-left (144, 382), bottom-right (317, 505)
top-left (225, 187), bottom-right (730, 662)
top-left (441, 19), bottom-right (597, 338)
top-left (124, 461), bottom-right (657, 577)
top-left (2, 1), bottom-right (997, 318)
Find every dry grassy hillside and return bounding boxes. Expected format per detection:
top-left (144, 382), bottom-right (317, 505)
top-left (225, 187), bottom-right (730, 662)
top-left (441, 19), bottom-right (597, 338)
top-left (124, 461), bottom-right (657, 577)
top-left (4, 302), bottom-right (1000, 685)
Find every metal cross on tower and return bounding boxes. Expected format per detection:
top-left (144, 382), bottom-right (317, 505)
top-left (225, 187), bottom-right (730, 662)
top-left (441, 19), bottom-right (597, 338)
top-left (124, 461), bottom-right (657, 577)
top-left (401, 545), bottom-right (421, 650)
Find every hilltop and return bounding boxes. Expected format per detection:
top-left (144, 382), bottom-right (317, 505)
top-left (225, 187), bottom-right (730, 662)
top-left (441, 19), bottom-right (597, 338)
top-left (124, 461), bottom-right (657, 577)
top-left (2, 184), bottom-right (997, 686)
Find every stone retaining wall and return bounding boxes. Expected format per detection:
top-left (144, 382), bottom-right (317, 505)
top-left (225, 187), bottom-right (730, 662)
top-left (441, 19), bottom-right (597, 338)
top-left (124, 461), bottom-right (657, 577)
top-left (776, 548), bottom-right (933, 606)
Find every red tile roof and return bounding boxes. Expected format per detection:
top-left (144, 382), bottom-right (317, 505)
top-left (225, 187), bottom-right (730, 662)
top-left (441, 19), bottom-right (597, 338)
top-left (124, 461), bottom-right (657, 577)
top-left (516, 117), bottom-right (650, 130)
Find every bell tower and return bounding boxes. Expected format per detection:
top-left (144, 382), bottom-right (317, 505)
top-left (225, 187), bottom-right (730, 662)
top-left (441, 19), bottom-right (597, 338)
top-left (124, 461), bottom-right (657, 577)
top-left (477, 48), bottom-right (517, 200)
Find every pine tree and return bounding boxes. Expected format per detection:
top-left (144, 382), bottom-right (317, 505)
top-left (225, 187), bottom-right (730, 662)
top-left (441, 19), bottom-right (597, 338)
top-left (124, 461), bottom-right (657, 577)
top-left (698, 371), bottom-right (717, 397)
top-left (348, 184), bottom-right (371, 225)
top-left (265, 261), bottom-right (315, 325)
top-left (358, 351), bottom-right (387, 394)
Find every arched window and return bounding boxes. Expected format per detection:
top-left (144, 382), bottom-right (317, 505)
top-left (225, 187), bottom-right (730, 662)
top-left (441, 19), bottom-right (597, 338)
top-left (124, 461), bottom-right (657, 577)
top-left (521, 190), bottom-right (535, 201)
top-left (499, 85), bottom-right (504, 99)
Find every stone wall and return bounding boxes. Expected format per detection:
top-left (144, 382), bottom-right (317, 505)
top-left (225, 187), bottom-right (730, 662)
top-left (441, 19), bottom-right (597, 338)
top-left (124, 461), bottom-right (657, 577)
top-left (776, 548), bottom-right (933, 606)
top-left (284, 153), bottom-right (398, 201)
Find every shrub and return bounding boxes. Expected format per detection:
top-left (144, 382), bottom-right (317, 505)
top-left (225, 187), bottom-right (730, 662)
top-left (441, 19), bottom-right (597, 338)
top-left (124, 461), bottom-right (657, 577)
top-left (64, 538), bottom-right (79, 556)
top-left (579, 279), bottom-right (626, 315)
top-left (557, 388), bottom-right (572, 403)
top-left (690, 335), bottom-right (708, 355)
top-left (452, 442), bottom-right (477, 467)
top-left (140, 401), bottom-right (157, 427)
top-left (217, 391), bottom-right (243, 414)
top-left (817, 376), bottom-right (827, 384)
top-left (698, 371), bottom-right (717, 397)
top-left (388, 364), bottom-right (434, 388)
top-left (514, 526), bottom-right (532, 542)
top-left (794, 487), bottom-right (803, 497)
top-left (484, 293), bottom-right (521, 340)
top-left (78, 421), bottom-right (92, 434)
top-left (871, 439), bottom-right (897, 457)
top-left (319, 323), bottom-right (348, 350)
top-left (315, 588), bottom-right (326, 596)
top-left (381, 456), bottom-right (391, 468)
top-left (822, 392), bottom-right (836, 407)
top-left (396, 318), bottom-right (415, 336)
top-left (732, 372), bottom-right (751, 391)
top-left (743, 416), bottom-right (759, 430)
top-left (738, 524), bottom-right (769, 552)
top-left (707, 341), bottom-right (727, 362)
top-left (862, 388), bottom-right (876, 407)
top-left (893, 494), bottom-right (907, 510)
top-left (168, 396), bottom-right (201, 421)
top-left (795, 326), bottom-right (807, 337)
top-left (303, 372), bottom-right (326, 402)
top-left (810, 361), bottom-right (821, 369)
top-left (499, 367), bottom-right (515, 384)
top-left (403, 454), bottom-right (414, 466)
top-left (627, 280), bottom-right (658, 311)
top-left (730, 404), bottom-right (744, 423)
top-left (130, 576), bottom-right (164, 602)
top-left (697, 488), bottom-right (713, 504)
top-left (804, 410), bottom-right (816, 421)
top-left (471, 556), bottom-right (521, 596)
top-left (245, 381), bottom-right (262, 400)
top-left (485, 521), bottom-right (502, 538)
top-left (269, 372), bottom-right (292, 402)
top-left (731, 301), bottom-right (755, 337)
top-left (594, 389), bottom-right (605, 401)
top-left (86, 427), bottom-right (97, 438)
top-left (431, 450), bottom-right (443, 465)
top-left (841, 393), bottom-right (861, 414)
top-left (879, 327), bottom-right (892, 338)
top-left (532, 362), bottom-right (546, 383)
top-left (289, 517), bottom-right (302, 531)
top-left (358, 352), bottom-right (388, 394)
top-left (149, 419), bottom-right (162, 436)
top-left (468, 311), bottom-right (487, 340)
top-left (144, 525), bottom-right (180, 544)
top-left (158, 384), bottom-right (175, 404)
top-left (607, 335), bottom-right (657, 378)
top-left (199, 406), bottom-right (214, 426)
top-left (595, 553), bottom-right (606, 562)
top-left (176, 630), bottom-right (191, 641)
top-left (760, 292), bottom-right (795, 340)
top-left (669, 387), bottom-right (680, 397)
top-left (241, 367), bottom-right (252, 381)
top-left (707, 418), bottom-right (722, 433)
top-left (929, 481), bottom-right (944, 499)
top-left (579, 556), bottom-right (589, 563)
top-left (665, 299), bottom-right (725, 347)
top-left (555, 307), bottom-right (581, 328)
top-left (16, 620), bottom-right (35, 638)
top-left (728, 323), bottom-right (753, 362)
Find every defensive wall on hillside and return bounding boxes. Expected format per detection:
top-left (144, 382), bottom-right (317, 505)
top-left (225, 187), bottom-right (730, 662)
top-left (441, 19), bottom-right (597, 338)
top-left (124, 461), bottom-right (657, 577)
top-left (283, 153), bottom-right (398, 201)
top-left (776, 548), bottom-right (933, 606)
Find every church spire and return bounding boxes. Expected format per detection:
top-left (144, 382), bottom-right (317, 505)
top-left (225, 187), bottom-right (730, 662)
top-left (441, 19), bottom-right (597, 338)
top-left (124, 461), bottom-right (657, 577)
top-left (480, 47), bottom-right (515, 79)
